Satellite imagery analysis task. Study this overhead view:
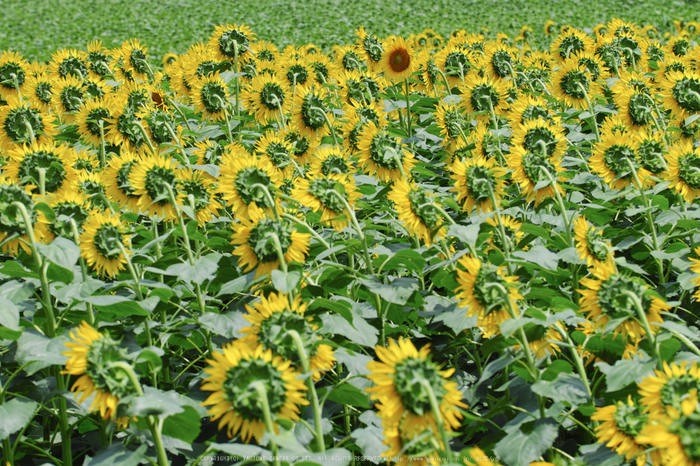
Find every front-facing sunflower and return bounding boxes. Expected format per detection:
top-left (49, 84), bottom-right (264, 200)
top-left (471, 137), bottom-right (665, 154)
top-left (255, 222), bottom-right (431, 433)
top-left (366, 337), bottom-right (467, 439)
top-left (455, 255), bottom-right (522, 338)
top-left (240, 292), bottom-right (335, 381)
top-left (388, 178), bottom-right (446, 246)
top-left (62, 321), bottom-right (132, 427)
top-left (231, 204), bottom-right (310, 277)
top-left (79, 210), bottom-right (132, 278)
top-left (201, 340), bottom-right (308, 443)
top-left (380, 36), bottom-right (415, 82)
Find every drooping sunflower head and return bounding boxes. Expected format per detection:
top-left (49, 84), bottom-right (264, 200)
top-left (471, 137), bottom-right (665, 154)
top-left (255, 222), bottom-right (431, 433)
top-left (4, 141), bottom-right (77, 196)
top-left (573, 215), bottom-right (614, 270)
top-left (255, 131), bottom-right (296, 178)
top-left (0, 50), bottom-right (29, 99)
top-left (75, 97), bottom-right (113, 148)
top-left (201, 341), bottom-right (309, 443)
top-left (49, 48), bottom-right (89, 80)
top-left (0, 96), bottom-right (57, 151)
top-left (292, 84), bottom-right (331, 140)
top-left (174, 167), bottom-right (222, 226)
top-left (62, 321), bottom-right (133, 424)
top-left (191, 72), bottom-right (230, 122)
top-left (382, 416), bottom-right (445, 466)
top-left (551, 60), bottom-right (600, 109)
top-left (387, 178), bottom-right (446, 246)
top-left (506, 144), bottom-right (565, 206)
top-left (308, 145), bottom-right (355, 178)
top-left (193, 138), bottom-right (227, 166)
top-left (551, 28), bottom-right (594, 61)
top-left (507, 94), bottom-right (556, 128)
top-left (638, 362), bottom-right (700, 418)
top-left (129, 153), bottom-right (183, 221)
top-left (217, 149), bottom-right (282, 220)
top-left (292, 172), bottom-right (360, 231)
top-left (243, 73), bottom-right (290, 125)
top-left (589, 130), bottom-right (646, 190)
top-left (484, 214), bottom-right (526, 254)
top-left (435, 44), bottom-right (481, 89)
top-left (334, 45), bottom-right (363, 72)
top-left (0, 179), bottom-right (43, 256)
top-left (284, 122), bottom-right (319, 166)
top-left (366, 337), bottom-right (467, 437)
top-left (241, 291), bottom-right (335, 381)
top-left (79, 209), bottom-right (132, 278)
top-left (118, 38), bottom-right (150, 81)
top-left (634, 129), bottom-right (667, 178)
top-left (355, 26), bottom-right (384, 70)
top-left (450, 155), bottom-right (507, 214)
top-left (613, 86), bottom-right (656, 131)
top-left (455, 255), bottom-right (522, 338)
top-left (103, 149), bottom-right (142, 213)
top-left (38, 189), bottom-right (91, 242)
top-left (577, 264), bottom-right (668, 343)
top-left (662, 69), bottom-right (700, 125)
top-left (483, 42), bottom-right (518, 80)
top-left (231, 204), bottom-right (310, 277)
top-left (435, 101), bottom-right (471, 152)
top-left (86, 40), bottom-right (113, 80)
top-left (207, 23), bottom-right (256, 62)
top-left (357, 121), bottom-right (415, 183)
top-left (460, 74), bottom-right (510, 120)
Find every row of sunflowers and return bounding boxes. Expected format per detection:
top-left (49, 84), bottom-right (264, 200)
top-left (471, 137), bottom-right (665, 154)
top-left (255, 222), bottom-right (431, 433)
top-left (1, 16), bottom-right (700, 466)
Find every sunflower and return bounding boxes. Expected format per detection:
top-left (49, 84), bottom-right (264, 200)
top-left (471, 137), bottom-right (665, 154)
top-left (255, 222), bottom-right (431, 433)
top-left (76, 171), bottom-right (109, 210)
top-left (0, 96), bottom-right (56, 151)
top-left (284, 121), bottom-right (319, 167)
top-left (201, 340), bottom-right (308, 443)
top-left (38, 190), bottom-right (91, 242)
top-left (337, 69), bottom-right (386, 106)
top-left (357, 121), bottom-right (415, 183)
top-left (292, 85), bottom-right (332, 140)
top-left (75, 98), bottom-right (113, 147)
top-left (103, 150), bottom-right (142, 213)
top-left (86, 40), bottom-right (113, 80)
top-left (414, 49), bottom-right (441, 97)
top-left (366, 337), bottom-right (467, 439)
top-left (175, 168), bottom-right (222, 225)
top-left (79, 210), bottom-right (132, 277)
top-left (216, 149), bottom-right (282, 220)
top-left (612, 87), bottom-right (657, 131)
top-left (484, 215), bottom-right (526, 253)
top-left (589, 131), bottom-right (648, 190)
top-left (511, 117), bottom-right (567, 159)
top-left (255, 131), bottom-right (297, 178)
top-left (551, 60), bottom-right (601, 109)
top-left (278, 56), bottom-right (312, 89)
top-left (0, 180), bottom-right (45, 256)
top-left (455, 255), bottom-right (522, 338)
top-left (49, 48), bottom-right (89, 80)
top-left (434, 44), bottom-right (481, 89)
top-left (3, 141), bottom-right (77, 196)
top-left (638, 361), bottom-right (700, 419)
top-left (506, 94), bottom-right (556, 128)
top-left (207, 23), bottom-right (255, 63)
top-left (307, 145), bottom-right (355, 178)
top-left (0, 50), bottom-right (29, 99)
top-left (382, 417), bottom-right (445, 466)
top-left (23, 72), bottom-right (54, 112)
top-left (191, 72), bottom-right (230, 122)
top-left (242, 73), bottom-right (291, 125)
top-left (544, 20), bottom-right (558, 36)
top-left (459, 74), bottom-right (510, 120)
top-left (661, 69), bottom-right (700, 122)
top-left (573, 215), bottom-right (614, 269)
top-left (664, 140), bottom-right (700, 203)
top-left (334, 45), bottom-right (363, 72)
top-left (231, 204), bottom-right (310, 277)
top-left (551, 28), bottom-right (595, 61)
top-left (116, 39), bottom-right (150, 81)
top-left (240, 292), bottom-right (335, 382)
top-left (380, 36), bottom-right (415, 82)
top-left (62, 321), bottom-right (132, 427)
top-left (129, 153), bottom-right (183, 221)
top-left (180, 41), bottom-right (223, 84)
top-left (591, 396), bottom-right (663, 466)
top-left (633, 129), bottom-right (666, 180)
top-left (578, 263), bottom-right (668, 343)
top-left (450, 155), bottom-right (507, 214)
top-left (355, 26), bottom-right (384, 72)
top-left (292, 172), bottom-right (360, 231)
top-left (483, 42), bottom-right (518, 80)
top-left (515, 324), bottom-right (563, 358)
top-left (435, 102), bottom-right (471, 152)
top-left (638, 411), bottom-right (700, 466)
top-left (306, 52), bottom-right (338, 85)
top-left (193, 138), bottom-right (228, 166)
top-left (387, 178), bottom-right (446, 246)
top-left (105, 99), bottom-right (147, 152)
top-left (51, 75), bottom-right (85, 123)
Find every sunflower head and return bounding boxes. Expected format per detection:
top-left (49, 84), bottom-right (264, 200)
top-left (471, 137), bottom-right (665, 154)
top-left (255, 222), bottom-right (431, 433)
top-left (666, 139), bottom-right (700, 203)
top-left (380, 36), bottom-right (415, 82)
top-left (591, 396), bottom-right (656, 465)
top-left (0, 180), bottom-right (41, 256)
top-left (79, 210), bottom-right (132, 278)
top-left (639, 362), bottom-right (700, 418)
top-left (357, 122), bottom-right (415, 183)
top-left (450, 155), bottom-right (507, 214)
top-left (573, 216), bottom-right (614, 269)
top-left (208, 23), bottom-right (255, 62)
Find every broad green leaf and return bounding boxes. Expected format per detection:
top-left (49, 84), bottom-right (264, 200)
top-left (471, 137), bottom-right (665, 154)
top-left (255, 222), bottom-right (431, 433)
top-left (323, 382), bottom-right (370, 409)
top-left (532, 373), bottom-right (590, 405)
top-left (209, 443), bottom-right (270, 459)
top-left (494, 418), bottom-right (559, 466)
top-left (0, 261), bottom-right (38, 279)
top-left (126, 386), bottom-right (185, 418)
top-left (447, 224), bottom-right (479, 247)
top-left (85, 295), bottom-right (152, 317)
top-left (320, 314), bottom-right (378, 347)
top-left (36, 237), bottom-right (81, 267)
top-left (0, 398), bottom-right (39, 441)
top-left (161, 405), bottom-right (201, 444)
top-left (271, 269), bottom-right (301, 294)
top-left (578, 442), bottom-right (624, 466)
top-left (512, 246), bottom-right (560, 270)
top-left (295, 448), bottom-right (352, 466)
top-left (84, 444), bottom-right (148, 466)
top-left (382, 249), bottom-right (426, 273)
top-left (359, 277), bottom-right (419, 305)
top-left (596, 359), bottom-right (657, 391)
top-left (217, 273), bottom-right (256, 296)
top-left (16, 329), bottom-right (69, 375)
top-left (198, 312), bottom-right (248, 339)
top-left (164, 252), bottom-right (221, 285)
top-left (434, 304), bottom-right (477, 333)
top-left (0, 297), bottom-right (20, 330)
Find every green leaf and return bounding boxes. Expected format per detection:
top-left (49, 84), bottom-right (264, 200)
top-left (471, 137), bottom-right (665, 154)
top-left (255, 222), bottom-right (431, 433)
top-left (0, 297), bottom-right (21, 330)
top-left (494, 418), bottom-right (559, 466)
top-left (434, 304), bottom-right (477, 333)
top-left (512, 245), bottom-right (560, 270)
top-left (359, 277), bottom-right (419, 305)
top-left (271, 270), bottom-right (301, 294)
top-left (37, 237), bottom-right (81, 268)
top-left (447, 224), bottom-right (480, 247)
top-left (84, 444), bottom-right (148, 466)
top-left (596, 359), bottom-right (657, 392)
top-left (578, 442), bottom-right (624, 466)
top-left (541, 360), bottom-right (573, 381)
top-left (309, 298), bottom-right (354, 324)
top-left (162, 405), bottom-right (201, 444)
top-left (217, 273), bottom-right (256, 296)
top-left (0, 398), bottom-right (39, 441)
top-left (127, 386), bottom-right (185, 418)
top-left (532, 373), bottom-right (590, 405)
top-left (382, 249), bottom-right (426, 273)
top-left (16, 329), bottom-right (69, 375)
top-left (85, 295), bottom-right (151, 317)
top-left (320, 314), bottom-right (378, 347)
top-left (198, 312), bottom-right (247, 339)
top-left (164, 252), bottom-right (221, 285)
top-left (0, 261), bottom-right (38, 279)
top-left (351, 425), bottom-right (386, 464)
top-left (323, 382), bottom-right (370, 408)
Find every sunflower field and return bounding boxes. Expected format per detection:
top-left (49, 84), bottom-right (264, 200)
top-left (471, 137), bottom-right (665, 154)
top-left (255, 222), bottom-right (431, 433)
top-left (1, 16), bottom-right (700, 466)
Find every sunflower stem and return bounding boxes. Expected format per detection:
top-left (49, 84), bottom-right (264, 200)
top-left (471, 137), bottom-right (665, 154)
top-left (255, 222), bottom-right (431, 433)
top-left (287, 330), bottom-right (325, 452)
top-left (250, 183), bottom-right (279, 220)
top-left (435, 68), bottom-right (453, 95)
top-left (170, 98), bottom-right (194, 132)
top-left (486, 185), bottom-right (512, 272)
top-left (328, 190), bottom-right (373, 274)
top-left (233, 41), bottom-right (240, 118)
top-left (403, 79), bottom-right (412, 138)
top-left (110, 362), bottom-right (169, 466)
top-left (417, 378), bottom-right (454, 461)
top-left (38, 167), bottom-right (46, 197)
top-left (134, 120), bottom-right (156, 154)
top-left (70, 219), bottom-right (95, 325)
top-left (251, 382), bottom-right (281, 466)
top-left (23, 118), bottom-right (35, 143)
top-left (575, 82), bottom-right (600, 142)
top-left (554, 324), bottom-right (592, 397)
top-left (212, 94), bottom-right (235, 143)
top-left (620, 290), bottom-right (663, 370)
top-left (282, 213), bottom-right (331, 249)
top-left (268, 232), bottom-right (288, 274)
top-left (98, 120), bottom-right (107, 170)
top-left (164, 122), bottom-right (190, 168)
top-left (624, 157), bottom-right (664, 284)
top-left (311, 106), bottom-right (338, 145)
top-left (668, 328), bottom-right (700, 358)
